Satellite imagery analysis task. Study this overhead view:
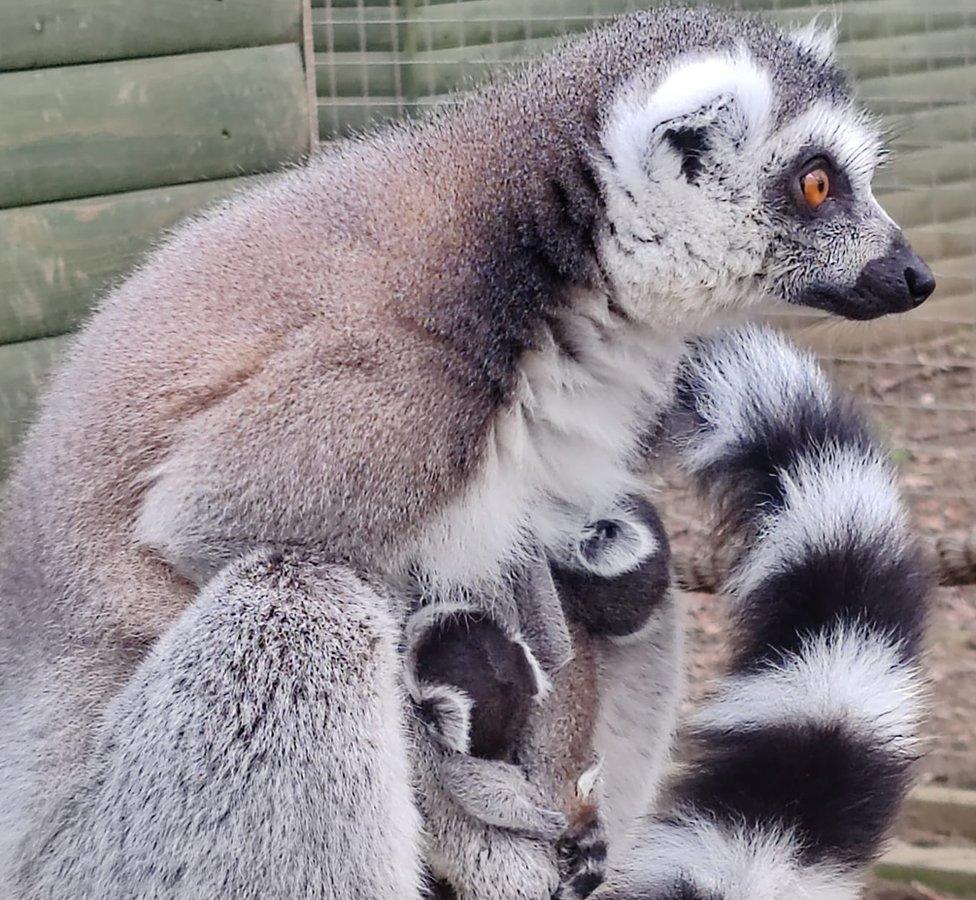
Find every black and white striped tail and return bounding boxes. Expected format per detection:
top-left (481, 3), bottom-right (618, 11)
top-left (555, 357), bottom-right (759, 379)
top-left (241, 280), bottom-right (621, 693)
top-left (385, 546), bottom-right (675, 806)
top-left (605, 325), bottom-right (929, 899)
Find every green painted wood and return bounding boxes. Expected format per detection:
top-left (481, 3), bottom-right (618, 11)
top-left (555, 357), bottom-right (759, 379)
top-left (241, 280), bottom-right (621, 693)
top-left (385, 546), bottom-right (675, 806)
top-left (314, 0), bottom-right (461, 7)
top-left (904, 216), bottom-right (976, 263)
top-left (904, 787), bottom-right (976, 843)
top-left (876, 842), bottom-right (976, 898)
top-left (0, 335), bottom-right (69, 479)
top-left (876, 142), bottom-right (976, 192)
top-left (315, 37), bottom-right (976, 101)
top-left (922, 253), bottom-right (976, 303)
top-left (316, 37), bottom-right (561, 98)
top-left (312, 1), bottom-right (611, 55)
top-left (0, 0), bottom-right (301, 72)
top-left (839, 26), bottom-right (976, 79)
top-left (891, 102), bottom-right (976, 152)
top-left (0, 45), bottom-right (309, 210)
top-left (767, 0), bottom-right (975, 43)
top-left (0, 176), bottom-right (262, 347)
top-left (315, 51), bottom-right (402, 98)
top-left (881, 179), bottom-right (976, 230)
top-left (860, 63), bottom-right (976, 114)
top-left (318, 95), bottom-right (444, 139)
top-left (310, 0), bottom-right (976, 136)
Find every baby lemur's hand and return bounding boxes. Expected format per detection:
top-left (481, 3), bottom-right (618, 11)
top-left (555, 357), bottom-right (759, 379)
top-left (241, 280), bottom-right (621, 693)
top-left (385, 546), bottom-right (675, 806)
top-left (408, 605), bottom-right (566, 838)
top-left (554, 785), bottom-right (608, 900)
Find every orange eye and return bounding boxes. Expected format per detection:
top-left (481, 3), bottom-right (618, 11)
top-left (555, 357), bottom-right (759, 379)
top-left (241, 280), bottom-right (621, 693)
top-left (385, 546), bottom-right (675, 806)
top-left (801, 168), bottom-right (830, 209)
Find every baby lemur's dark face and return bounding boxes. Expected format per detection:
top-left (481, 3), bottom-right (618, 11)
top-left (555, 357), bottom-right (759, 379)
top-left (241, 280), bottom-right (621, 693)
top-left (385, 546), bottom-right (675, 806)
top-left (412, 495), bottom-right (672, 765)
top-left (414, 611), bottom-right (540, 761)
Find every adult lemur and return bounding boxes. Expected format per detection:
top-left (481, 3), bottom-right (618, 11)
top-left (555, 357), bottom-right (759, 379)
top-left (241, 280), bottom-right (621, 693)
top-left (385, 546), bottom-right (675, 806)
top-left (0, 5), bottom-right (933, 898)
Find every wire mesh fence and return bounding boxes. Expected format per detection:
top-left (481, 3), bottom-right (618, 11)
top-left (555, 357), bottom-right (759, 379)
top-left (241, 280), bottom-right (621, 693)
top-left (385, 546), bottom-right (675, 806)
top-left (314, 0), bottom-right (976, 538)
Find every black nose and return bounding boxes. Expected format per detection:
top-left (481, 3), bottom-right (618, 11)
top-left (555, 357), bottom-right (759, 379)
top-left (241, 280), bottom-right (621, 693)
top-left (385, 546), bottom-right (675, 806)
top-left (852, 236), bottom-right (937, 316)
top-left (905, 256), bottom-right (937, 306)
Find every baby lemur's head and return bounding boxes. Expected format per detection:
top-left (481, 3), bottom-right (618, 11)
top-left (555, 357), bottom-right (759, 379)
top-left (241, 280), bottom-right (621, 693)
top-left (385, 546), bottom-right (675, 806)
top-left (410, 608), bottom-right (549, 761)
top-left (582, 8), bottom-right (934, 322)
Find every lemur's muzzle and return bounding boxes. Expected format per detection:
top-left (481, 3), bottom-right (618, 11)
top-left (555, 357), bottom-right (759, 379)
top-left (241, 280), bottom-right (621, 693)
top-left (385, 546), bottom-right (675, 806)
top-left (850, 234), bottom-right (936, 319)
top-left (801, 234), bottom-right (936, 321)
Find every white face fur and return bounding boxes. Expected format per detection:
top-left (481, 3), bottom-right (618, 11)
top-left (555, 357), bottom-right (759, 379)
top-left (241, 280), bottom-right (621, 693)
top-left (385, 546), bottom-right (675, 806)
top-left (594, 25), bottom-right (934, 325)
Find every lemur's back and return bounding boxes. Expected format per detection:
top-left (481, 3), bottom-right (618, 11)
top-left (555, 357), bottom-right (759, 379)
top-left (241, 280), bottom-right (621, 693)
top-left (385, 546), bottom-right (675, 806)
top-left (0, 32), bottom-right (611, 855)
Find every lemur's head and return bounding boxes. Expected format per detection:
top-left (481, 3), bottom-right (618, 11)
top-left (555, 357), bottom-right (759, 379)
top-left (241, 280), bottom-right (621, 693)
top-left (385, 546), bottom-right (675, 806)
top-left (593, 10), bottom-right (935, 323)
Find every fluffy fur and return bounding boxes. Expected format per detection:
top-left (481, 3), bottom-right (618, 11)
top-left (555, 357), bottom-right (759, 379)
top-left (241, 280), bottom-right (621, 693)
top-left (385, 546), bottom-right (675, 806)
top-left (600, 326), bottom-right (929, 899)
top-left (0, 5), bottom-right (932, 896)
top-left (13, 551), bottom-right (425, 899)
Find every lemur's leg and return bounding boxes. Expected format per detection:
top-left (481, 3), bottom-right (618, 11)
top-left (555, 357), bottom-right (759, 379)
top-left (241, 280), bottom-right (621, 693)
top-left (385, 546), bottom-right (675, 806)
top-left (551, 496), bottom-right (684, 860)
top-left (13, 551), bottom-right (424, 900)
top-left (602, 326), bottom-right (929, 899)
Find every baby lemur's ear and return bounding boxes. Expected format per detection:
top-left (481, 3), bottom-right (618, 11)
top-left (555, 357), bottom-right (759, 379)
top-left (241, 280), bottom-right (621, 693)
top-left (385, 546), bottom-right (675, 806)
top-left (414, 682), bottom-right (474, 754)
top-left (405, 604), bottom-right (550, 760)
top-left (552, 496), bottom-right (672, 639)
top-left (601, 51), bottom-right (772, 191)
top-left (575, 511), bottom-right (659, 579)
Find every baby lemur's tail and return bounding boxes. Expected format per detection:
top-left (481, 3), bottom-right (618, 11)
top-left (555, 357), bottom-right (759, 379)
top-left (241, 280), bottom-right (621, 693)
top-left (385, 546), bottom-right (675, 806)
top-left (606, 325), bottom-right (930, 899)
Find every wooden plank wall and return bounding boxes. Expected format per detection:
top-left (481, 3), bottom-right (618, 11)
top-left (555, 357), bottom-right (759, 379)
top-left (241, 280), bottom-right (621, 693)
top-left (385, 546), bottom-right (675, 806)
top-left (0, 0), bottom-right (313, 474)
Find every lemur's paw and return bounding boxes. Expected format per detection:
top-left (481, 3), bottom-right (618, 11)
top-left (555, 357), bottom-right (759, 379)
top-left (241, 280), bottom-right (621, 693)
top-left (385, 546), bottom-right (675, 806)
top-left (551, 494), bottom-right (672, 639)
top-left (552, 763), bottom-right (608, 900)
top-left (553, 810), bottom-right (607, 898)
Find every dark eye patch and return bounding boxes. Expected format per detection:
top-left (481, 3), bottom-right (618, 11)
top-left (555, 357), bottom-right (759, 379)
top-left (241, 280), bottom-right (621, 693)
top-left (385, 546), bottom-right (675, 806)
top-left (664, 126), bottom-right (709, 184)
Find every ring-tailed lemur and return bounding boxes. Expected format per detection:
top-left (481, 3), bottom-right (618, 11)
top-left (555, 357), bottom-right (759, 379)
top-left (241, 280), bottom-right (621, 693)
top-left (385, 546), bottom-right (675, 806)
top-left (0, 5), bottom-right (932, 897)
top-left (405, 603), bottom-right (606, 898)
top-left (406, 496), bottom-right (671, 898)
top-left (369, 327), bottom-right (929, 900)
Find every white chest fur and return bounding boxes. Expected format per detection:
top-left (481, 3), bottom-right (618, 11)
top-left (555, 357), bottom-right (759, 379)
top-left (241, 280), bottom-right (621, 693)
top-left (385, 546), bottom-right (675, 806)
top-left (411, 290), bottom-right (684, 594)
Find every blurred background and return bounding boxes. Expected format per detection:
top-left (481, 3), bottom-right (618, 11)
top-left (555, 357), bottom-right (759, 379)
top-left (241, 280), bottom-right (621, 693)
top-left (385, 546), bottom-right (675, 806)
top-left (1, 1), bottom-right (974, 896)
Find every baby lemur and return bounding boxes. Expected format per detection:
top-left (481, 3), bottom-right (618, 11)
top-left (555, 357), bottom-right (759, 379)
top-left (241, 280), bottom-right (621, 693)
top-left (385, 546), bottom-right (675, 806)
top-left (410, 496), bottom-right (670, 899)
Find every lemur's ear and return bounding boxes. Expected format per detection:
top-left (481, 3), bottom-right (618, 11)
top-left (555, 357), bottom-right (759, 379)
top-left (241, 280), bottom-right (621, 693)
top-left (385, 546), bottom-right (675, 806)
top-left (790, 15), bottom-right (838, 64)
top-left (601, 52), bottom-right (772, 189)
top-left (575, 514), bottom-right (659, 578)
top-left (415, 682), bottom-right (473, 754)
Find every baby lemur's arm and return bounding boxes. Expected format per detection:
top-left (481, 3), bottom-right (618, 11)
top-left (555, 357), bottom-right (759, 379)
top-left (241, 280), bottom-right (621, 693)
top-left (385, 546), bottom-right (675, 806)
top-left (407, 602), bottom-right (593, 899)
